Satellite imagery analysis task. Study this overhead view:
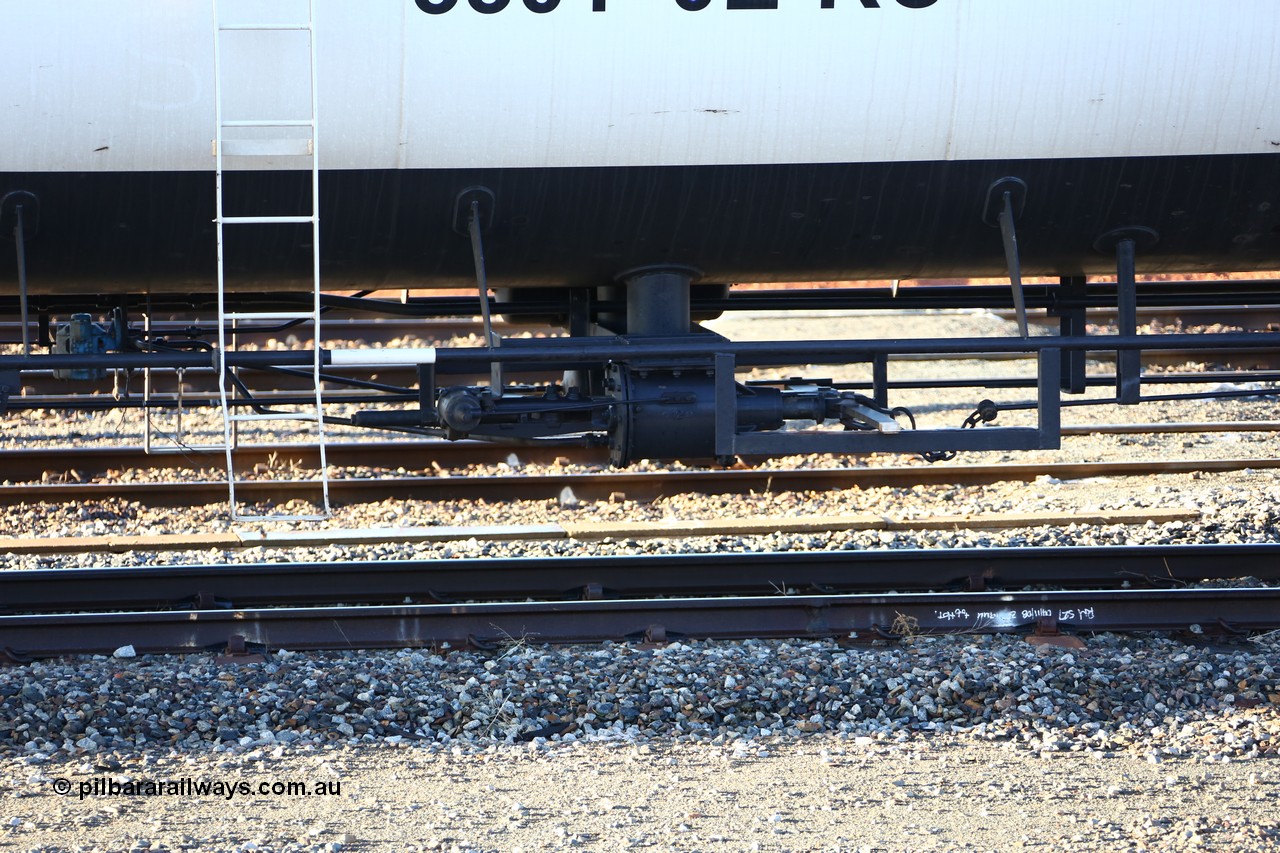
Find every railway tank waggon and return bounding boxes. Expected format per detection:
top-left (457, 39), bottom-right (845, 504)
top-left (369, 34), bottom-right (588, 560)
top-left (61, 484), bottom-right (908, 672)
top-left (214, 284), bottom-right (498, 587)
top-left (2, 0), bottom-right (1280, 479)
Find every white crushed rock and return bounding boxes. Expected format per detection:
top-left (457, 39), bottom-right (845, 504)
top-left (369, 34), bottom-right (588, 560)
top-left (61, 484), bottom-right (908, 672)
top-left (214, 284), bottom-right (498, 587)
top-left (3, 633), bottom-right (1280, 851)
top-left (3, 738), bottom-right (1280, 852)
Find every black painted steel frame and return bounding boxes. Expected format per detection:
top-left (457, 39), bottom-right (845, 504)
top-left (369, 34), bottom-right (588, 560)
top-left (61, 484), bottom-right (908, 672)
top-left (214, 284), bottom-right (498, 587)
top-left (2, 331), bottom-right (1278, 455)
top-left (2, 332), bottom-right (1276, 374)
top-left (713, 350), bottom-right (1061, 456)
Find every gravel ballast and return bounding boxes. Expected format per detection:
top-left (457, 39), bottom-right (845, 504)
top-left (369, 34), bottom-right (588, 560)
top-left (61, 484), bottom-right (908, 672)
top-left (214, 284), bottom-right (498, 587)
top-left (2, 633), bottom-right (1280, 851)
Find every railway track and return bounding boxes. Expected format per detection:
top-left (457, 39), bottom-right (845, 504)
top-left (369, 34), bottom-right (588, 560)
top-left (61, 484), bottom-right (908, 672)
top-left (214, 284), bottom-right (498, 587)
top-left (3, 456), bottom-right (1279, 507)
top-left (4, 423), bottom-right (1280, 484)
top-left (3, 545), bottom-right (1278, 659)
top-left (7, 588), bottom-right (1280, 661)
top-left (5, 545), bottom-right (1278, 612)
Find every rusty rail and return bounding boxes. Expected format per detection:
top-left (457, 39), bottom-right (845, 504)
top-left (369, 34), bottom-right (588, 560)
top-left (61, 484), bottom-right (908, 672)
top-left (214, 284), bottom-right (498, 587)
top-left (2, 456), bottom-right (1280, 507)
top-left (4, 544), bottom-right (1278, 613)
top-left (3, 587), bottom-right (1278, 659)
top-left (5, 424), bottom-right (1280, 484)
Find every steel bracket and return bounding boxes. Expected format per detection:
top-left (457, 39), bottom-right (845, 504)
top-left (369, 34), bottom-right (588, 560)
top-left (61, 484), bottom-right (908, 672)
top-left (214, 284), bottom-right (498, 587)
top-left (176, 591), bottom-right (231, 610)
top-left (452, 186), bottom-right (495, 235)
top-left (1026, 615), bottom-right (1086, 649)
top-left (1096, 227), bottom-right (1160, 405)
top-left (457, 187), bottom-right (503, 394)
top-left (1056, 276), bottom-right (1088, 393)
top-left (0, 370), bottom-right (20, 414)
top-left (1, 646), bottom-right (33, 666)
top-left (984, 178), bottom-right (1030, 338)
top-left (467, 633), bottom-right (499, 651)
top-left (417, 363), bottom-right (438, 426)
top-left (0, 191), bottom-right (38, 240)
top-left (1212, 618), bottom-right (1248, 637)
top-left (213, 633), bottom-right (266, 664)
top-left (982, 177), bottom-right (1027, 227)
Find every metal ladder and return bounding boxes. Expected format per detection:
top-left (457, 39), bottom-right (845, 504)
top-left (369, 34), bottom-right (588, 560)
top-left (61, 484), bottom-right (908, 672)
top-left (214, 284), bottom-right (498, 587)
top-left (212, 0), bottom-right (330, 521)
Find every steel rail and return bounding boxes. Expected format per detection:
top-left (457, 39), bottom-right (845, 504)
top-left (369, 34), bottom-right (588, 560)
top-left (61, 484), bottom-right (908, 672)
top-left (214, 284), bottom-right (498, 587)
top-left (3, 545), bottom-right (1278, 614)
top-left (1, 456), bottom-right (1278, 506)
top-left (0, 432), bottom-right (1274, 484)
top-left (2, 587), bottom-right (1278, 659)
top-left (0, 441), bottom-right (605, 483)
top-left (4, 428), bottom-right (1278, 485)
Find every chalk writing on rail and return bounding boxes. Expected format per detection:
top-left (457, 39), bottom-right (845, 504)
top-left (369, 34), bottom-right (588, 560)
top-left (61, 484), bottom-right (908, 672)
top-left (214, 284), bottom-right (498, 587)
top-left (934, 607), bottom-right (1100, 626)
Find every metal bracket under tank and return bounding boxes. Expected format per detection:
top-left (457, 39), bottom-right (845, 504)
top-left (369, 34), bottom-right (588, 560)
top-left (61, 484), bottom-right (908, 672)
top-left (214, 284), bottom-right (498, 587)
top-left (0, 370), bottom-right (20, 414)
top-left (0, 191), bottom-right (39, 240)
top-left (984, 177), bottom-right (1030, 338)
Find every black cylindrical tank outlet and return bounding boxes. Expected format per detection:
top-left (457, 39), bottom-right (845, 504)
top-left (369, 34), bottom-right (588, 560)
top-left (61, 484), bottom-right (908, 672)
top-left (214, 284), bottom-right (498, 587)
top-left (617, 265), bottom-right (701, 337)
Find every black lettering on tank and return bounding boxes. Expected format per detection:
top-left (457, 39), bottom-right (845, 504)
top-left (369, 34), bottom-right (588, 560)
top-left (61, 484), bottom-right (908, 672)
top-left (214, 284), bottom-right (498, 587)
top-left (823, 0), bottom-right (940, 6)
top-left (414, 0), bottom-right (938, 13)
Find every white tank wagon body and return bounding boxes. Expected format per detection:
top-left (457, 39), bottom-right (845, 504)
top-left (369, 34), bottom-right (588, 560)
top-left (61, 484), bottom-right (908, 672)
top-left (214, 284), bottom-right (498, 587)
top-left (3, 0), bottom-right (1280, 472)
top-left (1, 0), bottom-right (1279, 295)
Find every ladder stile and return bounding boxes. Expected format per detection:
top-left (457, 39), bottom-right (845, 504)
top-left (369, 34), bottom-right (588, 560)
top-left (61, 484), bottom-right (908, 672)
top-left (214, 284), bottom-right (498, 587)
top-left (212, 0), bottom-right (330, 522)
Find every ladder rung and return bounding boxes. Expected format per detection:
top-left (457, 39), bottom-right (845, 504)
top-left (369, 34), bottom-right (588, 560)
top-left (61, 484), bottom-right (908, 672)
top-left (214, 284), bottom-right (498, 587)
top-left (219, 24), bottom-right (311, 31)
top-left (222, 119), bottom-right (314, 128)
top-left (230, 412), bottom-right (321, 423)
top-left (223, 311), bottom-right (318, 321)
top-left (217, 138), bottom-right (313, 157)
top-left (220, 215), bottom-right (315, 225)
